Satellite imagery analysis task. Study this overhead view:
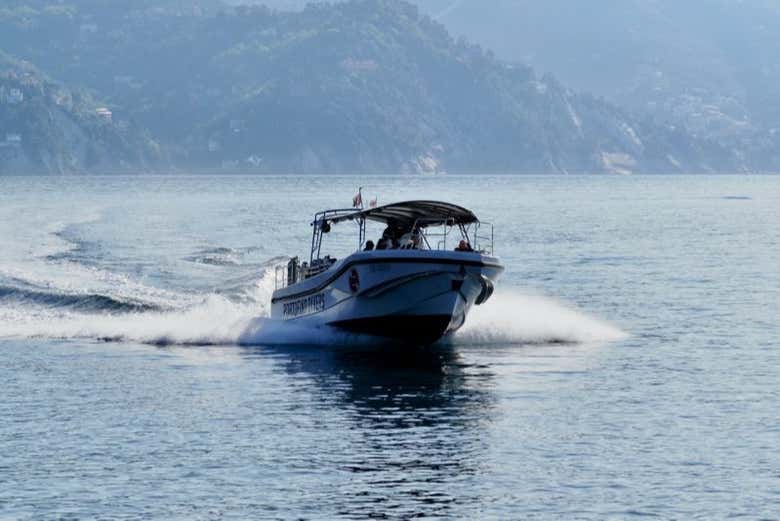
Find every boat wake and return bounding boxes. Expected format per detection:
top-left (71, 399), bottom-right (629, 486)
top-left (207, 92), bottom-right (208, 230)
top-left (0, 266), bottom-right (626, 347)
top-left (446, 292), bottom-right (627, 346)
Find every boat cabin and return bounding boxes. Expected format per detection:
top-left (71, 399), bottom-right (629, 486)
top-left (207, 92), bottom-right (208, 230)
top-left (276, 200), bottom-right (494, 290)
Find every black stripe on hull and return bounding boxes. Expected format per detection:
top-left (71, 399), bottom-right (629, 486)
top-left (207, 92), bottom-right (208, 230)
top-left (328, 314), bottom-right (455, 345)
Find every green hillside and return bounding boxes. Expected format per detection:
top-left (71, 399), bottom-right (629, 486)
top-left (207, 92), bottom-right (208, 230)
top-left (0, 52), bottom-right (161, 174)
top-left (0, 0), bottom-right (747, 174)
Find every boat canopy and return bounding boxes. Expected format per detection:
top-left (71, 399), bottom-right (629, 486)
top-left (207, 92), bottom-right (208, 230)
top-left (326, 200), bottom-right (479, 228)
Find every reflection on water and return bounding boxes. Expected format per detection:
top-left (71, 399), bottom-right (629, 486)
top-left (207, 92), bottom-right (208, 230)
top-left (245, 344), bottom-right (495, 518)
top-left (254, 345), bottom-right (495, 423)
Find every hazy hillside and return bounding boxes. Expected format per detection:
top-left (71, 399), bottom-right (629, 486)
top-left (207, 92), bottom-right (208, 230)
top-left (0, 52), bottom-right (161, 174)
top-left (0, 0), bottom-right (749, 174)
top-left (408, 0), bottom-right (780, 171)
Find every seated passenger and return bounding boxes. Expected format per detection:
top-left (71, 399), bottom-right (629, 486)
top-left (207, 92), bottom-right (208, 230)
top-left (378, 225), bottom-right (400, 250)
top-left (381, 225), bottom-right (394, 239)
top-left (398, 231), bottom-right (422, 249)
top-left (455, 239), bottom-right (474, 252)
top-left (364, 240), bottom-right (375, 251)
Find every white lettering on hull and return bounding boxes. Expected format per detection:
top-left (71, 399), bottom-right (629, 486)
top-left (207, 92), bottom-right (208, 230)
top-left (282, 293), bottom-right (325, 318)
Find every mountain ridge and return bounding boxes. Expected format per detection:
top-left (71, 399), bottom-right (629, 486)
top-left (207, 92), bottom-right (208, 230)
top-left (408, 0), bottom-right (780, 172)
top-left (0, 0), bottom-right (753, 174)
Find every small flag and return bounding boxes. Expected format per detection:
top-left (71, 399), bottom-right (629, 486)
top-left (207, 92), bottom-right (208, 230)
top-left (352, 188), bottom-right (363, 208)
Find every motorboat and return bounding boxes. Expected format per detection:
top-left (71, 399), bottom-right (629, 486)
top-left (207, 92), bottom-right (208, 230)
top-left (271, 199), bottom-right (504, 344)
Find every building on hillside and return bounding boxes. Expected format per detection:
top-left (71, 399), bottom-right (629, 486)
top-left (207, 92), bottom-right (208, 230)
top-left (0, 87), bottom-right (24, 105)
top-left (53, 92), bottom-right (72, 108)
top-left (10, 88), bottom-right (23, 104)
top-left (19, 74), bottom-right (37, 87)
top-left (1, 134), bottom-right (22, 148)
top-left (96, 107), bottom-right (113, 122)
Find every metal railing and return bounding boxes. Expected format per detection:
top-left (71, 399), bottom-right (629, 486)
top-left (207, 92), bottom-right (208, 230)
top-left (274, 256), bottom-right (338, 291)
top-left (473, 221), bottom-right (494, 255)
top-left (274, 265), bottom-right (287, 291)
top-left (409, 217), bottom-right (454, 251)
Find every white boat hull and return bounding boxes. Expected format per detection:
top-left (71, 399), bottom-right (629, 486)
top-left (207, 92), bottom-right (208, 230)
top-left (270, 250), bottom-right (504, 344)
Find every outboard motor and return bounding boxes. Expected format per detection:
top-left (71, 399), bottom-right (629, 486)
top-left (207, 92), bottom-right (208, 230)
top-left (475, 274), bottom-right (495, 305)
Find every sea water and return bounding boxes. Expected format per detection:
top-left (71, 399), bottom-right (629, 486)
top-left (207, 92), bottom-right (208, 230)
top-left (0, 175), bottom-right (778, 519)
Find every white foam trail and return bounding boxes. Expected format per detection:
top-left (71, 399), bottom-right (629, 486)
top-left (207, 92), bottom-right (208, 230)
top-left (448, 290), bottom-right (628, 346)
top-left (1, 273), bottom-right (626, 347)
top-left (0, 302), bottom-right (372, 348)
top-left (0, 270), bottom-right (278, 346)
top-left (0, 295), bottom-right (251, 345)
top-left (0, 264), bottom-right (198, 310)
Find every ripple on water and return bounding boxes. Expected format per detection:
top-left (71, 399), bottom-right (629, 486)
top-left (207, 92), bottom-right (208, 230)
top-left (2, 175), bottom-right (780, 519)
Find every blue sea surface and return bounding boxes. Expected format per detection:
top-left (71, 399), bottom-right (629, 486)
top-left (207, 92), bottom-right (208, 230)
top-left (1, 175), bottom-right (778, 519)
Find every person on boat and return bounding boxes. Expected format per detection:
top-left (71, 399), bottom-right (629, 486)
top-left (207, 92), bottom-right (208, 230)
top-left (364, 240), bottom-right (375, 251)
top-left (377, 226), bottom-right (399, 250)
top-left (399, 226), bottom-right (421, 249)
top-left (455, 239), bottom-right (474, 252)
